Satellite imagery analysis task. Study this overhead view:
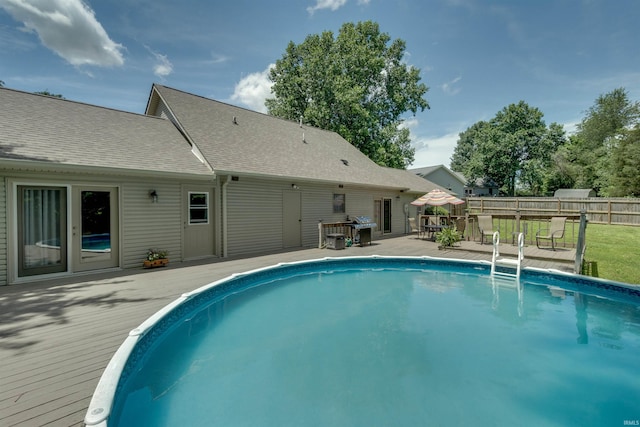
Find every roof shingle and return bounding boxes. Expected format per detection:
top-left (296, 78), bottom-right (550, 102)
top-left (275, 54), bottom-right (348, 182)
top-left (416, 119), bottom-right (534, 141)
top-left (0, 87), bottom-right (211, 177)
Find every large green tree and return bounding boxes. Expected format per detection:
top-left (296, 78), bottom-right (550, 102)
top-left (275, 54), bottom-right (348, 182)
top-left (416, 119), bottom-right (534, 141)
top-left (266, 21), bottom-right (429, 168)
top-left (568, 88), bottom-right (640, 195)
top-left (451, 101), bottom-right (564, 196)
top-left (609, 125), bottom-right (640, 197)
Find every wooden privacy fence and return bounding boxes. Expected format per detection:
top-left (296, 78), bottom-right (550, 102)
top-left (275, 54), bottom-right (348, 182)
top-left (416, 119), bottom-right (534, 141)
top-left (466, 197), bottom-right (640, 226)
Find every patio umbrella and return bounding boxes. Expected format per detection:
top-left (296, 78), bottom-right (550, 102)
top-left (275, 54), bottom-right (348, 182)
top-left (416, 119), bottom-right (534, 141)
top-left (410, 188), bottom-right (465, 226)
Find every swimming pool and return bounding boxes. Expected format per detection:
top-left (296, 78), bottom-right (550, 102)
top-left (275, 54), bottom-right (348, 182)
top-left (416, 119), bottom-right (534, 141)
top-left (85, 256), bottom-right (640, 426)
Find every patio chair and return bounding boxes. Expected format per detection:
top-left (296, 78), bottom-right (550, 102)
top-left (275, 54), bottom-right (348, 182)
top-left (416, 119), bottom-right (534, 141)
top-left (408, 217), bottom-right (423, 239)
top-left (536, 217), bottom-right (567, 250)
top-left (477, 215), bottom-right (494, 244)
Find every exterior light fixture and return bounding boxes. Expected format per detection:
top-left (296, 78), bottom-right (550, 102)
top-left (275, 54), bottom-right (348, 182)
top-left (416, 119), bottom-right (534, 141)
top-left (291, 184), bottom-right (300, 190)
top-left (149, 190), bottom-right (158, 203)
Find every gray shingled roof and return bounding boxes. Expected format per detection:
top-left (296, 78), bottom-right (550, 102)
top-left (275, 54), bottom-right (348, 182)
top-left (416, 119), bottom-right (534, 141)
top-left (0, 87), bottom-right (211, 177)
top-left (149, 85), bottom-right (434, 193)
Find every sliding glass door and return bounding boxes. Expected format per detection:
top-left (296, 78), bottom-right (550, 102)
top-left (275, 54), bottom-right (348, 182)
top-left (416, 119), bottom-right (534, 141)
top-left (16, 185), bottom-right (119, 278)
top-left (17, 186), bottom-right (67, 277)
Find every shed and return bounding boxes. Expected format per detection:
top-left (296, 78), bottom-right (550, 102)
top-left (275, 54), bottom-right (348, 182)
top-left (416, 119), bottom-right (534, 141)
top-left (553, 189), bottom-right (596, 198)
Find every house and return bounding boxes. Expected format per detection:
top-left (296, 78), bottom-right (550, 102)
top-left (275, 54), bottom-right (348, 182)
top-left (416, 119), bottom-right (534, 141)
top-left (410, 164), bottom-right (466, 197)
top-left (463, 176), bottom-right (500, 197)
top-left (0, 85), bottom-right (436, 285)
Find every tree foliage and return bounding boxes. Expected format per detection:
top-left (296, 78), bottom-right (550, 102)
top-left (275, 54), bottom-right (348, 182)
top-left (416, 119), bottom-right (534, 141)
top-left (609, 126), bottom-right (640, 197)
top-left (452, 88), bottom-right (640, 197)
top-left (566, 88), bottom-right (640, 195)
top-left (451, 101), bottom-right (563, 196)
top-left (35, 90), bottom-right (64, 99)
top-left (266, 21), bottom-right (429, 168)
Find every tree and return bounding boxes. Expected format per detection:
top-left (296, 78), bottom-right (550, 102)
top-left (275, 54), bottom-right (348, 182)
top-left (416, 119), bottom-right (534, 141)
top-left (35, 90), bottom-right (64, 99)
top-left (609, 125), bottom-right (640, 197)
top-left (571, 88), bottom-right (640, 195)
top-left (266, 21), bottom-right (429, 168)
top-left (451, 101), bottom-right (562, 196)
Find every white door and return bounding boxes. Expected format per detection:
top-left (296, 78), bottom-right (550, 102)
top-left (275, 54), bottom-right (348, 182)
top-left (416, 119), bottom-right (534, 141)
top-left (283, 191), bottom-right (301, 248)
top-left (184, 187), bottom-right (215, 259)
top-left (72, 187), bottom-right (119, 272)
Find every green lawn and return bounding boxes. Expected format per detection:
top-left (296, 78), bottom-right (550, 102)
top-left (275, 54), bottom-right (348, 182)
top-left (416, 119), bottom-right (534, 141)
top-left (584, 223), bottom-right (640, 285)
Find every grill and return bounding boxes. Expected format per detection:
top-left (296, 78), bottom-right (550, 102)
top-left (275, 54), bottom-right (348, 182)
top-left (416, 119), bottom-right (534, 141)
top-left (350, 216), bottom-right (377, 246)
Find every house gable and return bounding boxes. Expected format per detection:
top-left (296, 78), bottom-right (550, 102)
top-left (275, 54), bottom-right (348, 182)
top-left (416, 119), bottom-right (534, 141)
top-left (410, 164), bottom-right (466, 196)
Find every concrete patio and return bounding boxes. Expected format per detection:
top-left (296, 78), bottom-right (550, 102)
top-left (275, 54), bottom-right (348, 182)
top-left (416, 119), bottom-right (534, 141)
top-left (0, 235), bottom-right (576, 426)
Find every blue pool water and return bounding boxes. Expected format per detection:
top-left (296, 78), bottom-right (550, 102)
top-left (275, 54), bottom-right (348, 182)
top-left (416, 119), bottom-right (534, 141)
top-left (101, 258), bottom-right (640, 426)
top-left (37, 233), bottom-right (111, 251)
top-left (81, 233), bottom-right (111, 251)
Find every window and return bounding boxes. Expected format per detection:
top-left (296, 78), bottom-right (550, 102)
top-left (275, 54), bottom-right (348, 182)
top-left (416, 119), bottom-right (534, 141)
top-left (18, 186), bottom-right (67, 276)
top-left (333, 193), bottom-right (345, 213)
top-left (189, 192), bottom-right (209, 224)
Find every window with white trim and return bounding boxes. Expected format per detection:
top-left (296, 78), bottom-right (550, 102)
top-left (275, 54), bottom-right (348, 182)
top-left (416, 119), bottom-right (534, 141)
top-left (189, 192), bottom-right (209, 224)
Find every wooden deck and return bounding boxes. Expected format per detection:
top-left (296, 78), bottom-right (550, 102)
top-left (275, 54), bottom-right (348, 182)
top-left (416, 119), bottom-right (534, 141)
top-left (0, 236), bottom-right (576, 426)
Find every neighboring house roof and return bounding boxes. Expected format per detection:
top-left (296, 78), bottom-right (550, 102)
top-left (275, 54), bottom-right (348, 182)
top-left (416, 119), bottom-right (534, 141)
top-left (147, 84), bottom-right (435, 193)
top-left (0, 87), bottom-right (211, 178)
top-left (553, 188), bottom-right (596, 198)
top-left (381, 167), bottom-right (442, 194)
top-left (409, 164), bottom-right (466, 185)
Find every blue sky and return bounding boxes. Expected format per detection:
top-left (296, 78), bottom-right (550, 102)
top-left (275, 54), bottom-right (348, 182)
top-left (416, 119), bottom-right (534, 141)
top-left (1, 0), bottom-right (639, 168)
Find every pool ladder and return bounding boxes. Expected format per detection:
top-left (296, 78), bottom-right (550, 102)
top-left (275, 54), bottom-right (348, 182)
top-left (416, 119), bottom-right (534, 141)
top-left (491, 231), bottom-right (524, 279)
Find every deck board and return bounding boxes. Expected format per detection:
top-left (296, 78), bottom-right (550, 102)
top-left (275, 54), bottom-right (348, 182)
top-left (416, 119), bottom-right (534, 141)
top-left (0, 236), bottom-right (583, 426)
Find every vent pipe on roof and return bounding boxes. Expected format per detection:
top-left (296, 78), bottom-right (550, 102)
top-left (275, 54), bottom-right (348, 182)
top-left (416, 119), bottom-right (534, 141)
top-left (233, 116), bottom-right (238, 125)
top-left (302, 132), bottom-right (306, 143)
top-left (299, 116), bottom-right (303, 127)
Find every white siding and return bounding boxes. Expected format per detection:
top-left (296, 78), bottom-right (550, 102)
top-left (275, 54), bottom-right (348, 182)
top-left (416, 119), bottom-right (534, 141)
top-left (0, 178), bottom-right (6, 286)
top-left (226, 178), bottom-right (284, 255)
top-left (224, 176), bottom-right (413, 256)
top-left (120, 181), bottom-right (185, 268)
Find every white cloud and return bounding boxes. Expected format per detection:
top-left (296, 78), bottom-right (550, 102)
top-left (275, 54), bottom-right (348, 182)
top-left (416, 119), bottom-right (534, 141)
top-left (230, 64), bottom-right (274, 113)
top-left (148, 48), bottom-right (172, 78)
top-left (441, 76), bottom-right (462, 95)
top-left (0, 0), bottom-right (124, 67)
top-left (306, 0), bottom-right (371, 14)
top-left (306, 0), bottom-right (347, 14)
top-left (410, 132), bottom-right (460, 169)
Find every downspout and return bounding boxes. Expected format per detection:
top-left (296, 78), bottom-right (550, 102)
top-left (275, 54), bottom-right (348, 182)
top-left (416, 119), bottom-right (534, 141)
top-left (221, 175), bottom-right (229, 258)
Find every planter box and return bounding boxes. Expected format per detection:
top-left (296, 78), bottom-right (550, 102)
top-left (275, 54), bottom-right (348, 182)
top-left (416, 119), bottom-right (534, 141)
top-left (143, 258), bottom-right (169, 268)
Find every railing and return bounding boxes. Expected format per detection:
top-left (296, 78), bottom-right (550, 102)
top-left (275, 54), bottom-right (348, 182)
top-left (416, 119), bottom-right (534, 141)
top-left (462, 213), bottom-right (580, 249)
top-left (317, 222), bottom-right (353, 248)
top-left (461, 211), bottom-right (588, 274)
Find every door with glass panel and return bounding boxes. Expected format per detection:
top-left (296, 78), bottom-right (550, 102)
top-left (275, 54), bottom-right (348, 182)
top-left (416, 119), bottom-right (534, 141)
top-left (184, 187), bottom-right (214, 259)
top-left (72, 187), bottom-right (119, 271)
top-left (17, 186), bottom-right (68, 277)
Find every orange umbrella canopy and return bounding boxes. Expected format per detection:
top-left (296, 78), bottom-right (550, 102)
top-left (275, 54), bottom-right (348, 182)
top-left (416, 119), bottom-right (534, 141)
top-left (410, 188), bottom-right (464, 206)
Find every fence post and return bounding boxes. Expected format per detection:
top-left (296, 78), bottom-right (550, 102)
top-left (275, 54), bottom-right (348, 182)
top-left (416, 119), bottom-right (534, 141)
top-left (318, 221), bottom-right (323, 248)
top-left (465, 209), bottom-right (470, 241)
top-left (574, 210), bottom-right (588, 274)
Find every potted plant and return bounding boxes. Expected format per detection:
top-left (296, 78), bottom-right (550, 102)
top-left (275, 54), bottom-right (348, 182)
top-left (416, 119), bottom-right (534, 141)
top-left (143, 248), bottom-right (169, 268)
top-left (435, 226), bottom-right (461, 249)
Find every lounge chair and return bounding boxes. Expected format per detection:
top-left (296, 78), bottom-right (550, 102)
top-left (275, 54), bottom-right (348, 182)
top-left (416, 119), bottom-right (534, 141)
top-left (536, 217), bottom-right (567, 250)
top-left (477, 215), bottom-right (494, 244)
top-left (408, 217), bottom-right (423, 239)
